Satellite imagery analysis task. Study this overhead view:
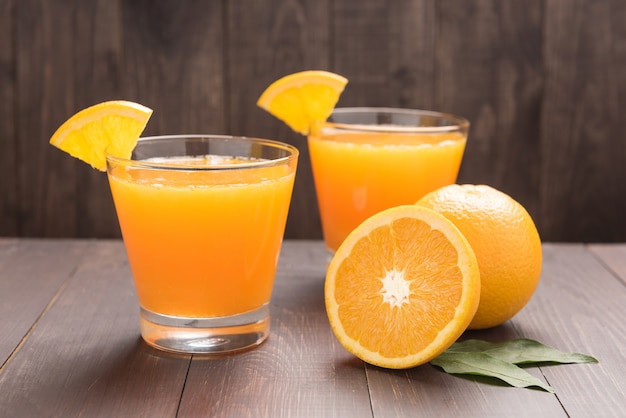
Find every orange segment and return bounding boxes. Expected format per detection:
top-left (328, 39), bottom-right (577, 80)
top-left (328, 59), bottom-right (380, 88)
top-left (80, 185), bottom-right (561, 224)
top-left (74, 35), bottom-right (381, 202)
top-left (325, 205), bottom-right (480, 369)
top-left (257, 70), bottom-right (348, 135)
top-left (50, 100), bottom-right (153, 171)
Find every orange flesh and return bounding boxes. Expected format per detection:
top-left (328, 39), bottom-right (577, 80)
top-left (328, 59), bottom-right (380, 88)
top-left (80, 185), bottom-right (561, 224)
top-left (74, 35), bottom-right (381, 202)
top-left (334, 217), bottom-right (464, 357)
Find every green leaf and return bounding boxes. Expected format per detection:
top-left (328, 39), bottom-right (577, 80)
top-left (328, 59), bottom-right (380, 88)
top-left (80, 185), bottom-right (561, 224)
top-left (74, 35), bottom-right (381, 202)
top-left (445, 339), bottom-right (599, 365)
top-left (431, 351), bottom-right (556, 393)
top-left (430, 339), bottom-right (598, 393)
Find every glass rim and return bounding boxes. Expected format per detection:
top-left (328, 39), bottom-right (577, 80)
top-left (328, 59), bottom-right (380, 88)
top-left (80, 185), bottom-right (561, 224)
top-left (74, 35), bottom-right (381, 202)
top-left (105, 134), bottom-right (299, 171)
top-left (324, 107), bottom-right (470, 133)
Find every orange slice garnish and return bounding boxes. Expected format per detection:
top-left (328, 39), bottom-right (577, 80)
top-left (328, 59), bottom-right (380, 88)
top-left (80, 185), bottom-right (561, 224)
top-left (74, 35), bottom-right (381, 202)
top-left (50, 100), bottom-right (153, 171)
top-left (257, 70), bottom-right (348, 135)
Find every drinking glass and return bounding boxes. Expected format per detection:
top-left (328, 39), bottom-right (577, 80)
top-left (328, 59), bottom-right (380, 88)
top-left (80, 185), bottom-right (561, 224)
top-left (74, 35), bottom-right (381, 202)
top-left (106, 135), bottom-right (298, 354)
top-left (308, 107), bottom-right (469, 253)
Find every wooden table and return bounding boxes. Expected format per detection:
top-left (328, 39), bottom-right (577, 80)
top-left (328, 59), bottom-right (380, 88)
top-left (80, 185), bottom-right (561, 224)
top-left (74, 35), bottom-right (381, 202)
top-left (1, 239), bottom-right (624, 417)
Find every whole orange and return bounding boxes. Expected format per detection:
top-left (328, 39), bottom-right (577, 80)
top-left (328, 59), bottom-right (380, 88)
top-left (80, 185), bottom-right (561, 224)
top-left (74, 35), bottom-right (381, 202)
top-left (416, 184), bottom-right (542, 329)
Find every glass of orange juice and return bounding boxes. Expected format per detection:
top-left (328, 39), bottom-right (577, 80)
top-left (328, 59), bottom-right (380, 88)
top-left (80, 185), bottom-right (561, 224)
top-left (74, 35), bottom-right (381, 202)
top-left (308, 108), bottom-right (469, 253)
top-left (106, 135), bottom-right (298, 354)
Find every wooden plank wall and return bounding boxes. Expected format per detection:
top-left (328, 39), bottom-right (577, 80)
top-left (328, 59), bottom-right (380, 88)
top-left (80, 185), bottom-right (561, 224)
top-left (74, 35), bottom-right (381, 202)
top-left (1, 0), bottom-right (625, 242)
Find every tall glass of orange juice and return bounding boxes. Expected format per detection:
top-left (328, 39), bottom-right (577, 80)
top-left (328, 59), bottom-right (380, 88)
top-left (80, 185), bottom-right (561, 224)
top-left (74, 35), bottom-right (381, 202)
top-left (308, 108), bottom-right (469, 253)
top-left (106, 135), bottom-right (298, 354)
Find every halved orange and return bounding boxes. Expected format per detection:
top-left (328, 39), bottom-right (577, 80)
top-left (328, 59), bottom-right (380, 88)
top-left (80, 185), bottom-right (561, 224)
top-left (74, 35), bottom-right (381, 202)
top-left (49, 100), bottom-right (153, 171)
top-left (325, 205), bottom-right (480, 369)
top-left (256, 70), bottom-right (348, 135)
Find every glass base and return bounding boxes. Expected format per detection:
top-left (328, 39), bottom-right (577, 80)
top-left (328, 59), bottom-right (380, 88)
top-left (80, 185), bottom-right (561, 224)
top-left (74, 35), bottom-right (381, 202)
top-left (325, 246), bottom-right (335, 267)
top-left (139, 304), bottom-right (270, 355)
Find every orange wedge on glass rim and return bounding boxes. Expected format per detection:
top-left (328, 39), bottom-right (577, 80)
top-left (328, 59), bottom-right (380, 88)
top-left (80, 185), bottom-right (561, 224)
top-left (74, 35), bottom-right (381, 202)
top-left (49, 100), bottom-right (153, 171)
top-left (325, 205), bottom-right (481, 369)
top-left (257, 70), bottom-right (348, 135)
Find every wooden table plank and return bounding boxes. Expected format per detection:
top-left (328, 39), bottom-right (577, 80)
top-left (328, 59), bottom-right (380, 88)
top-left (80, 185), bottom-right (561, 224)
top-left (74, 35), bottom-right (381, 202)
top-left (361, 243), bottom-right (561, 417)
top-left (0, 239), bottom-right (88, 366)
top-left (1, 240), bottom-right (625, 417)
top-left (503, 244), bottom-right (626, 417)
top-left (588, 243), bottom-right (626, 286)
top-left (365, 269), bottom-right (567, 416)
top-left (365, 243), bottom-right (626, 417)
top-left (366, 338), bottom-right (566, 417)
top-left (178, 241), bottom-right (372, 418)
top-left (0, 240), bottom-right (190, 417)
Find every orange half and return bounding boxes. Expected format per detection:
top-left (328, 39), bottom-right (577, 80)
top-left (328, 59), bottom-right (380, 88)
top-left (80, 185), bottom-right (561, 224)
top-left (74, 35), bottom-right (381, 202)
top-left (325, 205), bottom-right (480, 369)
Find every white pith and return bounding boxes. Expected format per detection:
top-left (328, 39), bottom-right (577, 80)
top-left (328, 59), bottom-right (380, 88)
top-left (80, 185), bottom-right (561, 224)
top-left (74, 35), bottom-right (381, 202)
top-left (379, 269), bottom-right (412, 308)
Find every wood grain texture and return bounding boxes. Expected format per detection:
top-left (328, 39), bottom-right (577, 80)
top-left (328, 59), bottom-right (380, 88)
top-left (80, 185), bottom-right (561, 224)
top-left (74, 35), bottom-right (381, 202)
top-left (0, 0), bottom-right (17, 236)
top-left (73, 0), bottom-right (125, 238)
top-left (0, 239), bottom-right (88, 365)
top-left (508, 244), bottom-right (626, 416)
top-left (16, 0), bottom-right (79, 238)
top-left (366, 274), bottom-right (561, 415)
top-left (0, 240), bottom-right (190, 417)
top-left (367, 359), bottom-right (566, 418)
top-left (15, 0), bottom-right (123, 239)
top-left (333, 0), bottom-right (404, 106)
top-left (3, 0), bottom-right (626, 242)
top-left (179, 241), bottom-right (371, 417)
top-left (540, 1), bottom-right (626, 242)
top-left (588, 243), bottom-right (626, 285)
top-left (121, 0), bottom-right (225, 137)
top-left (439, 0), bottom-right (544, 219)
top-left (366, 243), bottom-right (626, 417)
top-left (1, 240), bottom-right (625, 417)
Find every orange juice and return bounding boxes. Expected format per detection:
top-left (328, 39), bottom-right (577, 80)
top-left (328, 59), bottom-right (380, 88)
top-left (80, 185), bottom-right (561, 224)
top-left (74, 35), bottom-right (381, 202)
top-left (108, 155), bottom-right (296, 318)
top-left (309, 112), bottom-right (468, 252)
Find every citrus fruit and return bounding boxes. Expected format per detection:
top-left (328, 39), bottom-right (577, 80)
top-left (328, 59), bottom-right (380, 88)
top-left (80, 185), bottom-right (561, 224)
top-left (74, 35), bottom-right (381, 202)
top-left (257, 70), bottom-right (348, 135)
top-left (416, 184), bottom-right (543, 330)
top-left (325, 205), bottom-right (480, 369)
top-left (49, 100), bottom-right (153, 171)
